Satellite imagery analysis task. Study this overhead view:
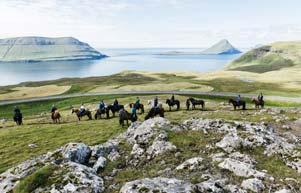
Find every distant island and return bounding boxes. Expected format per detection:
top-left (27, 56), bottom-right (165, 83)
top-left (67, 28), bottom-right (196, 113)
top-left (201, 39), bottom-right (241, 55)
top-left (226, 41), bottom-right (301, 73)
top-left (0, 37), bottom-right (107, 62)
top-left (159, 39), bottom-right (241, 55)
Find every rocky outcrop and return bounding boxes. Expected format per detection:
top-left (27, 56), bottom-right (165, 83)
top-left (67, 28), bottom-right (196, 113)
top-left (1, 117), bottom-right (300, 192)
top-left (120, 177), bottom-right (197, 193)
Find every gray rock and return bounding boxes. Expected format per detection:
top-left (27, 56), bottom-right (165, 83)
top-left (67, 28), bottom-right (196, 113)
top-left (93, 156), bottom-right (107, 173)
top-left (218, 158), bottom-right (266, 178)
top-left (120, 177), bottom-right (197, 193)
top-left (241, 178), bottom-right (265, 193)
top-left (216, 133), bottom-right (244, 153)
top-left (146, 140), bottom-right (176, 159)
top-left (62, 143), bottom-right (91, 164)
top-left (91, 141), bottom-right (118, 158)
top-left (176, 157), bottom-right (203, 171)
top-left (274, 189), bottom-right (291, 193)
top-left (196, 180), bottom-right (224, 193)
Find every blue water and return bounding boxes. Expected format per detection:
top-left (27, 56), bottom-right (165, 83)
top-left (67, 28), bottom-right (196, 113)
top-left (0, 48), bottom-right (242, 86)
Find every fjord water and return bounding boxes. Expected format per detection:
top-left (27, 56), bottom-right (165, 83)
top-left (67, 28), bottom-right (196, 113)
top-left (0, 48), bottom-right (241, 86)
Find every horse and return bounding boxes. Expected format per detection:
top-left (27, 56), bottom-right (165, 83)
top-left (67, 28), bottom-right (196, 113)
top-left (166, 99), bottom-right (180, 111)
top-left (188, 97), bottom-right (205, 110)
top-left (52, 110), bottom-right (61, 123)
top-left (228, 99), bottom-right (246, 110)
top-left (13, 112), bottom-right (23, 125)
top-left (252, 98), bottom-right (264, 109)
top-left (129, 103), bottom-right (145, 114)
top-left (145, 107), bottom-right (164, 120)
top-left (94, 108), bottom-right (109, 119)
top-left (71, 108), bottom-right (92, 121)
top-left (107, 104), bottom-right (124, 117)
top-left (119, 110), bottom-right (135, 127)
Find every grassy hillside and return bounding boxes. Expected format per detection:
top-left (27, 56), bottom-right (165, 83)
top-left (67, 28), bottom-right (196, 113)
top-left (226, 41), bottom-right (301, 73)
top-left (0, 36), bottom-right (106, 62)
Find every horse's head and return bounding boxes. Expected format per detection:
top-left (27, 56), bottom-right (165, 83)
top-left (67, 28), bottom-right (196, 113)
top-left (228, 99), bottom-right (233, 104)
top-left (166, 99), bottom-right (170, 104)
top-left (129, 103), bottom-right (133, 108)
top-left (71, 108), bottom-right (75, 114)
top-left (251, 98), bottom-right (256, 103)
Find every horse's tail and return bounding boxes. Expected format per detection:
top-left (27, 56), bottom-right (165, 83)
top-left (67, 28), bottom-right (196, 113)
top-left (141, 104), bottom-right (144, 113)
top-left (177, 101), bottom-right (180, 110)
top-left (202, 101), bottom-right (205, 110)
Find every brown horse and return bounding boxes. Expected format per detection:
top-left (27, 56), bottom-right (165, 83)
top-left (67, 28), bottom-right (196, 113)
top-left (166, 99), bottom-right (180, 111)
top-left (52, 110), bottom-right (61, 123)
top-left (94, 108), bottom-right (109, 119)
top-left (129, 103), bottom-right (144, 114)
top-left (119, 110), bottom-right (134, 127)
top-left (71, 108), bottom-right (92, 121)
top-left (145, 107), bottom-right (164, 120)
top-left (252, 98), bottom-right (264, 109)
top-left (13, 112), bottom-right (23, 126)
top-left (228, 99), bottom-right (246, 110)
top-left (188, 97), bottom-right (205, 110)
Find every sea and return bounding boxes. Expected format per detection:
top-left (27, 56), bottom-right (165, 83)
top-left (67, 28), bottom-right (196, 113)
top-left (0, 48), bottom-right (242, 86)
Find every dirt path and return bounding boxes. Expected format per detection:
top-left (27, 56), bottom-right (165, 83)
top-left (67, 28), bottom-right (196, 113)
top-left (0, 90), bottom-right (300, 106)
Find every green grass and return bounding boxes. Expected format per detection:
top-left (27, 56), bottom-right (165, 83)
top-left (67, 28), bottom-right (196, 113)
top-left (13, 164), bottom-right (58, 193)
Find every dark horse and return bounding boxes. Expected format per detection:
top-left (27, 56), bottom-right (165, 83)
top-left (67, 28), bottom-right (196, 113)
top-left (252, 98), bottom-right (264, 109)
top-left (228, 99), bottom-right (246, 110)
top-left (166, 99), bottom-right (180, 111)
top-left (188, 97), bottom-right (205, 110)
top-left (129, 103), bottom-right (144, 114)
top-left (94, 108), bottom-right (109, 119)
top-left (145, 107), bottom-right (164, 120)
top-left (107, 104), bottom-right (124, 117)
top-left (72, 108), bottom-right (92, 121)
top-left (13, 112), bottom-right (23, 125)
top-left (52, 110), bottom-right (61, 123)
top-left (119, 110), bottom-right (135, 127)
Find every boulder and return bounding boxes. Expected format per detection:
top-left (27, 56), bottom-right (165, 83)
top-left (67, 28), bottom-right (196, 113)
top-left (241, 178), bottom-right (265, 193)
top-left (120, 177), bottom-right (197, 193)
top-left (176, 157), bottom-right (204, 171)
top-left (62, 143), bottom-right (91, 164)
top-left (218, 158), bottom-right (266, 178)
top-left (146, 140), bottom-right (176, 159)
top-left (93, 156), bottom-right (107, 173)
top-left (216, 133), bottom-right (244, 153)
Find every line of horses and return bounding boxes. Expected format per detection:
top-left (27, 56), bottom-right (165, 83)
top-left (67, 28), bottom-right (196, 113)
top-left (13, 97), bottom-right (264, 126)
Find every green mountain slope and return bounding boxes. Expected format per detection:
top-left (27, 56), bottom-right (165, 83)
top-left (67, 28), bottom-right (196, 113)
top-left (0, 37), bottom-right (107, 62)
top-left (226, 41), bottom-right (301, 73)
top-left (201, 39), bottom-right (241, 55)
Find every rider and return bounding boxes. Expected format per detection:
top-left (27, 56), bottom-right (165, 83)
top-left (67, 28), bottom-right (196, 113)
top-left (99, 100), bottom-right (106, 109)
top-left (113, 99), bottom-right (119, 110)
top-left (154, 96), bottom-right (158, 108)
top-left (14, 106), bottom-right (21, 114)
top-left (51, 104), bottom-right (57, 119)
top-left (135, 97), bottom-right (140, 108)
top-left (236, 94), bottom-right (241, 103)
top-left (80, 103), bottom-right (86, 116)
top-left (258, 93), bottom-right (264, 102)
top-left (131, 104), bottom-right (137, 122)
top-left (171, 94), bottom-right (175, 103)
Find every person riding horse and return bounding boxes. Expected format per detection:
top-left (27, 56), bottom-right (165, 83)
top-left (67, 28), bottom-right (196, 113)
top-left (80, 104), bottom-right (86, 116)
top-left (136, 97), bottom-right (140, 107)
top-left (154, 96), bottom-right (158, 107)
top-left (99, 100), bottom-right (106, 110)
top-left (237, 94), bottom-right (241, 103)
top-left (258, 93), bottom-right (264, 102)
top-left (131, 104), bottom-right (138, 122)
top-left (14, 106), bottom-right (20, 114)
top-left (113, 99), bottom-right (119, 111)
top-left (13, 106), bottom-right (23, 125)
top-left (171, 94), bottom-right (175, 103)
top-left (51, 105), bottom-right (57, 119)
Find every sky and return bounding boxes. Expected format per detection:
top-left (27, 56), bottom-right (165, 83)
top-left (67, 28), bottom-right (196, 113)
top-left (0, 0), bottom-right (301, 48)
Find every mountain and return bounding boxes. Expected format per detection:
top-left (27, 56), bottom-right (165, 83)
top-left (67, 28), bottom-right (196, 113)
top-left (226, 41), bottom-right (301, 73)
top-left (0, 37), bottom-right (107, 62)
top-left (200, 39), bottom-right (241, 55)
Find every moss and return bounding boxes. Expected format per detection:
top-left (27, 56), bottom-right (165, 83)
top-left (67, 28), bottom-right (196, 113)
top-left (13, 164), bottom-right (58, 193)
